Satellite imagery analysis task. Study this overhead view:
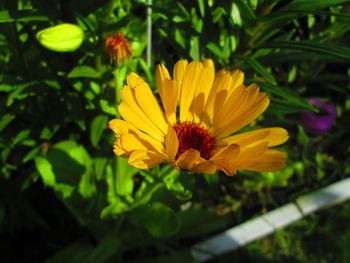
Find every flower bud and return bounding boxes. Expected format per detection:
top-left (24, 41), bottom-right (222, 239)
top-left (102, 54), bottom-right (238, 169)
top-left (104, 32), bottom-right (132, 64)
top-left (36, 23), bottom-right (84, 52)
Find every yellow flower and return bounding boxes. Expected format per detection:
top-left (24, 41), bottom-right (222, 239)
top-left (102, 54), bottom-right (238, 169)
top-left (109, 59), bottom-right (288, 176)
top-left (104, 32), bottom-right (132, 63)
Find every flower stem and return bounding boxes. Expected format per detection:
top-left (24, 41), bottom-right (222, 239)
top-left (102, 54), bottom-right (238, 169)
top-left (95, 54), bottom-right (102, 73)
top-left (113, 67), bottom-right (120, 105)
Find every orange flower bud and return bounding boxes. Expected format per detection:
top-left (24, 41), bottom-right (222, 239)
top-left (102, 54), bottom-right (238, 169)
top-left (104, 32), bottom-right (132, 64)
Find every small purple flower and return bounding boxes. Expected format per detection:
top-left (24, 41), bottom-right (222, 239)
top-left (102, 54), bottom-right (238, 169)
top-left (301, 99), bottom-right (337, 135)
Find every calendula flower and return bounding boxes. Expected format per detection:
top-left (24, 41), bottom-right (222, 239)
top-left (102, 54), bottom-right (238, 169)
top-left (104, 32), bottom-right (132, 63)
top-left (109, 59), bottom-right (288, 176)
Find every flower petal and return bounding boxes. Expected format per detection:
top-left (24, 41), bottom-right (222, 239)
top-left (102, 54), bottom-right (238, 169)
top-left (210, 83), bottom-right (247, 133)
top-left (212, 143), bottom-right (240, 160)
top-left (213, 87), bottom-right (270, 138)
top-left (190, 59), bottom-right (215, 124)
top-left (201, 69), bottom-right (232, 126)
top-left (231, 141), bottom-right (269, 170)
top-left (118, 102), bottom-right (164, 141)
top-left (124, 73), bottom-right (168, 137)
top-left (213, 159), bottom-right (236, 176)
top-left (179, 61), bottom-right (203, 122)
top-left (113, 140), bottom-right (128, 156)
top-left (231, 69), bottom-right (244, 89)
top-left (156, 64), bottom-right (171, 111)
top-left (173, 59), bottom-right (188, 102)
top-left (192, 160), bottom-right (217, 174)
top-left (243, 150), bottom-right (287, 172)
top-left (203, 69), bottom-right (244, 127)
top-left (109, 119), bottom-right (165, 155)
top-left (134, 81), bottom-right (168, 134)
top-left (235, 141), bottom-right (268, 161)
top-left (175, 149), bottom-right (200, 170)
top-left (128, 150), bottom-right (166, 169)
top-left (119, 83), bottom-right (167, 141)
top-left (210, 144), bottom-right (240, 176)
top-left (165, 125), bottom-right (179, 163)
top-left (221, 127), bottom-right (289, 147)
top-left (126, 72), bottom-right (146, 87)
top-left (160, 79), bottom-right (178, 124)
top-left (109, 119), bottom-right (162, 147)
top-left (109, 119), bottom-right (130, 136)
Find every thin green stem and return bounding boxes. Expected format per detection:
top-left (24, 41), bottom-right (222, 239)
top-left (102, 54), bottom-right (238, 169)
top-left (159, 164), bottom-right (177, 180)
top-left (95, 54), bottom-right (102, 73)
top-left (113, 67), bottom-right (120, 105)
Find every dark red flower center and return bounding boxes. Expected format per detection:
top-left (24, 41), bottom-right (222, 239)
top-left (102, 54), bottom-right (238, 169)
top-left (173, 122), bottom-right (215, 160)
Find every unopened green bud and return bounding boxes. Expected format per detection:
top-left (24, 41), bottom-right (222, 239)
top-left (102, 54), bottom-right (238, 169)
top-left (36, 23), bottom-right (84, 52)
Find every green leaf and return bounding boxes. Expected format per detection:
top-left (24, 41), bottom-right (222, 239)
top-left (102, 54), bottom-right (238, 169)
top-left (54, 183), bottom-right (75, 199)
top-left (115, 157), bottom-right (138, 196)
top-left (105, 157), bottom-right (138, 207)
top-left (0, 114), bottom-right (15, 133)
top-left (100, 198), bottom-right (130, 219)
top-left (69, 0), bottom-right (110, 16)
top-left (234, 0), bottom-right (256, 22)
top-left (260, 166), bottom-right (294, 187)
top-left (191, 9), bottom-right (203, 33)
top-left (90, 115), bottom-right (108, 148)
top-left (100, 99), bottom-right (117, 115)
top-left (163, 169), bottom-right (192, 200)
top-left (46, 141), bottom-right (96, 198)
top-left (267, 102), bottom-right (309, 114)
top-left (1, 148), bottom-right (11, 163)
top-left (89, 81), bottom-right (100, 94)
top-left (133, 202), bottom-right (181, 237)
top-left (238, 57), bottom-right (276, 84)
top-left (94, 157), bottom-right (108, 180)
top-left (132, 181), bottom-right (164, 209)
top-left (259, 82), bottom-right (317, 112)
top-left (230, 3), bottom-right (242, 26)
top-left (190, 36), bottom-right (200, 61)
top-left (264, 40), bottom-right (350, 60)
top-left (0, 10), bottom-right (49, 23)
top-left (177, 2), bottom-right (190, 19)
top-left (138, 59), bottom-right (153, 83)
top-left (297, 124), bottom-right (309, 146)
top-left (0, 84), bottom-right (15, 92)
top-left (46, 242), bottom-right (92, 263)
top-left (223, 37), bottom-right (231, 58)
top-left (259, 51), bottom-right (337, 65)
top-left (197, 0), bottom-right (205, 17)
top-left (105, 163), bottom-right (118, 203)
top-left (260, 9), bottom-right (350, 32)
top-left (175, 29), bottom-right (186, 49)
top-left (6, 82), bottom-right (36, 106)
top-left (280, 0), bottom-right (350, 11)
top-left (206, 42), bottom-right (224, 58)
top-left (23, 147), bottom-right (40, 163)
top-left (68, 65), bottom-right (101, 78)
top-left (13, 129), bottom-right (31, 145)
top-left (34, 156), bottom-right (56, 187)
top-left (86, 236), bottom-right (120, 263)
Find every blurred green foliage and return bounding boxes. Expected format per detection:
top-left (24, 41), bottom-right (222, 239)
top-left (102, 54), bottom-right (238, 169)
top-left (1, 0), bottom-right (350, 262)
